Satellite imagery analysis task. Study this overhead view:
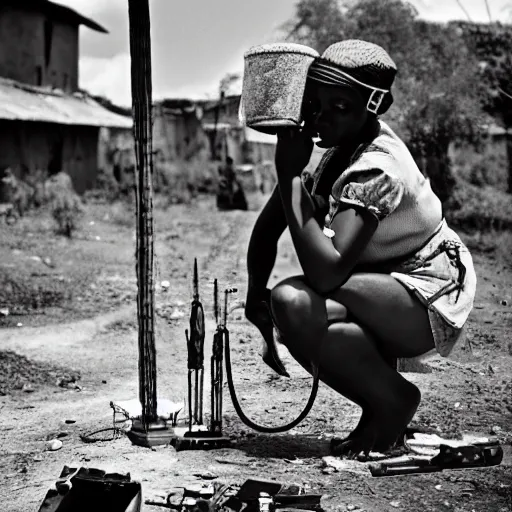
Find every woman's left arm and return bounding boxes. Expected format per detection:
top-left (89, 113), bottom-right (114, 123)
top-left (275, 129), bottom-right (379, 295)
top-left (281, 176), bottom-right (378, 294)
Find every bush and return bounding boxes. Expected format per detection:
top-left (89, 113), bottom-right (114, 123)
top-left (153, 159), bottom-right (216, 207)
top-left (84, 167), bottom-right (124, 204)
top-left (463, 230), bottom-right (512, 268)
top-left (46, 172), bottom-right (85, 237)
top-left (445, 178), bottom-right (512, 232)
top-left (108, 200), bottom-right (135, 228)
top-left (0, 271), bottom-right (71, 312)
top-left (451, 142), bottom-right (508, 191)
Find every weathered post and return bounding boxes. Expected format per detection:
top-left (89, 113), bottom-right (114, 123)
top-left (126, 0), bottom-right (173, 447)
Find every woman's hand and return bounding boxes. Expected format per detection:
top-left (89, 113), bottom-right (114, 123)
top-left (245, 287), bottom-right (290, 377)
top-left (275, 127), bottom-right (314, 180)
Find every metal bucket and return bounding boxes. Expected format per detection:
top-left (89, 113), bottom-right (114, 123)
top-left (239, 43), bottom-right (319, 134)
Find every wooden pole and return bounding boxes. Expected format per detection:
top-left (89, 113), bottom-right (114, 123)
top-left (127, 0), bottom-right (173, 446)
top-left (128, 0), bottom-right (157, 428)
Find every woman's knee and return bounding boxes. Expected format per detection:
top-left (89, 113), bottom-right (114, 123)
top-left (270, 277), bottom-right (327, 336)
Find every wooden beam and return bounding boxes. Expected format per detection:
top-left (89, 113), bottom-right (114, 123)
top-left (128, 0), bottom-right (157, 429)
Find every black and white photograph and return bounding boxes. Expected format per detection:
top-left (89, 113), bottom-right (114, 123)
top-left (0, 0), bottom-right (511, 510)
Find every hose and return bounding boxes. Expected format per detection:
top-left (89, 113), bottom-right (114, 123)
top-left (224, 329), bottom-right (320, 433)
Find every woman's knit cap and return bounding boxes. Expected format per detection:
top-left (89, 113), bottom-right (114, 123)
top-left (308, 40), bottom-right (397, 114)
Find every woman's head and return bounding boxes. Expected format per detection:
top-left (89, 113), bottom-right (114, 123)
top-left (304, 40), bottom-right (397, 148)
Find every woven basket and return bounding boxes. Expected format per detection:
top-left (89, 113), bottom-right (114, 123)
top-left (239, 43), bottom-right (319, 133)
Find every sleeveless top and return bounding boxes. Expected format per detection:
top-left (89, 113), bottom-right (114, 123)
top-left (303, 120), bottom-right (443, 264)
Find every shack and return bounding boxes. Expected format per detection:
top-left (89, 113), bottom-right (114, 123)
top-left (0, 0), bottom-right (133, 196)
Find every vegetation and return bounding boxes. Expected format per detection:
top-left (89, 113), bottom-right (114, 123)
top-left (284, 0), bottom-right (491, 205)
top-left (453, 21), bottom-right (512, 192)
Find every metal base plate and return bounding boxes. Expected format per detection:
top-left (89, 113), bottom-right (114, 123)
top-left (171, 430), bottom-right (231, 451)
top-left (126, 420), bottom-right (175, 448)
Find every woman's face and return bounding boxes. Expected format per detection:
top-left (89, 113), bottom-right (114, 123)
top-left (303, 82), bottom-right (369, 148)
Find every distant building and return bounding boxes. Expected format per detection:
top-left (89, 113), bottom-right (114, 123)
top-left (200, 94), bottom-right (273, 162)
top-left (0, 0), bottom-right (132, 197)
top-left (199, 93), bottom-right (329, 191)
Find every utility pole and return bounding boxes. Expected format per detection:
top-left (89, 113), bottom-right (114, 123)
top-left (126, 0), bottom-right (173, 447)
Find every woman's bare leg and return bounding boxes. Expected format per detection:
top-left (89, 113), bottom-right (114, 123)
top-left (270, 273), bottom-right (434, 454)
top-left (328, 273), bottom-right (435, 357)
top-left (311, 299), bottom-right (375, 442)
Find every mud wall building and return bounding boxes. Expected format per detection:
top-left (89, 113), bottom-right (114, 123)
top-left (0, 0), bottom-right (132, 198)
top-left (200, 94), bottom-right (277, 166)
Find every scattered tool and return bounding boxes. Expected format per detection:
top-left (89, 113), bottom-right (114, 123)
top-left (37, 466), bottom-right (142, 512)
top-left (369, 437), bottom-right (503, 477)
top-left (150, 479), bottom-right (324, 512)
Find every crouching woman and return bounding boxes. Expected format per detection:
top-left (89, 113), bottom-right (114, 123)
top-left (244, 40), bottom-right (477, 457)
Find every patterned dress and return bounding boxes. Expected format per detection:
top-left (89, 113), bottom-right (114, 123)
top-left (303, 121), bottom-right (477, 356)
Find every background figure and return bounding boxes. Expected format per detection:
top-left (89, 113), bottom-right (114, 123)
top-left (216, 156), bottom-right (248, 211)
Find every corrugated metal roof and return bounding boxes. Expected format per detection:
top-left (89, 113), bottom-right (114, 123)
top-left (6, 0), bottom-right (108, 33)
top-left (0, 79), bottom-right (132, 128)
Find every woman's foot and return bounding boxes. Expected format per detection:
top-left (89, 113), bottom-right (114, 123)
top-left (331, 383), bottom-right (421, 458)
top-left (330, 407), bottom-right (373, 454)
top-left (331, 422), bottom-right (379, 458)
top-left (372, 381), bottom-right (422, 453)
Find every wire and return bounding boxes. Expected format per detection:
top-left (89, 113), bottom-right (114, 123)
top-left (454, 0), bottom-right (473, 21)
top-left (483, 0), bottom-right (492, 22)
top-left (79, 427), bottom-right (126, 443)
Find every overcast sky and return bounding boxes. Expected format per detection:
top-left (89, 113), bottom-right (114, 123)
top-left (58, 0), bottom-right (511, 106)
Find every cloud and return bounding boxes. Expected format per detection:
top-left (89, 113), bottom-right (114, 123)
top-left (412, 0), bottom-right (510, 22)
top-left (79, 53), bottom-right (132, 106)
top-left (70, 0), bottom-right (510, 106)
top-left (79, 53), bottom-right (225, 106)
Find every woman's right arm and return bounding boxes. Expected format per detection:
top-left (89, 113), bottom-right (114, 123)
top-left (245, 184), bottom-right (290, 376)
top-left (246, 185), bottom-right (288, 300)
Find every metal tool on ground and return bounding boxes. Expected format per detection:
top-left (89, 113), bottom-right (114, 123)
top-left (369, 438), bottom-right (503, 476)
top-left (37, 466), bottom-right (142, 512)
top-left (185, 258), bottom-right (205, 432)
top-left (149, 479), bottom-right (324, 511)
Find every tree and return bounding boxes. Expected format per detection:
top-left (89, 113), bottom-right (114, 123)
top-left (454, 21), bottom-right (512, 193)
top-left (284, 0), bottom-right (485, 204)
top-left (282, 0), bottom-right (348, 52)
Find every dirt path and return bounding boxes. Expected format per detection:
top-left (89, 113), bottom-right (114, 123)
top-left (0, 195), bottom-right (511, 512)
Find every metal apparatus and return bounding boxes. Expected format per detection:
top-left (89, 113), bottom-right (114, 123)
top-left (185, 258), bottom-right (205, 431)
top-left (171, 267), bottom-right (232, 450)
top-left (210, 280), bottom-right (237, 434)
top-left (173, 262), bottom-right (320, 451)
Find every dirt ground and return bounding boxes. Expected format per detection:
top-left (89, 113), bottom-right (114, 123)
top-left (0, 193), bottom-right (511, 512)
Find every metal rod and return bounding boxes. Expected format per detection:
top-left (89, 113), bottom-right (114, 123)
top-left (188, 370), bottom-right (192, 431)
top-left (210, 351), bottom-right (215, 431)
top-left (193, 258), bottom-right (199, 301)
top-left (199, 368), bottom-right (204, 424)
top-left (194, 370), bottom-right (199, 423)
top-left (218, 353), bottom-right (223, 432)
